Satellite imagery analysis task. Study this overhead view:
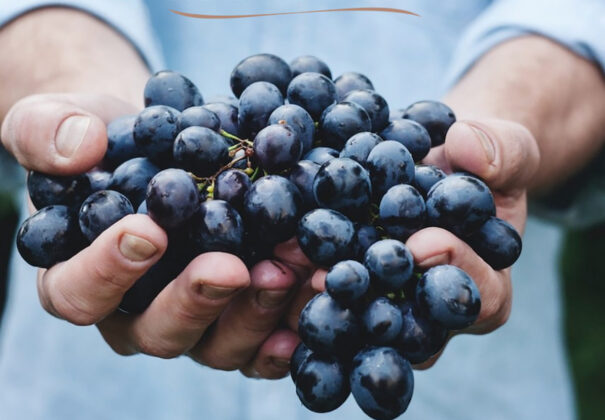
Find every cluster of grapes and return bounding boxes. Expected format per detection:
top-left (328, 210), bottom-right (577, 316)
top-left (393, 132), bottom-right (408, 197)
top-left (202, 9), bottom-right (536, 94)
top-left (16, 53), bottom-right (522, 419)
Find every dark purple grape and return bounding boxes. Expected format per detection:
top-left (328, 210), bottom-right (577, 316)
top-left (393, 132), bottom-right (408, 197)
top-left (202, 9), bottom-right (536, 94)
top-left (364, 239), bottom-right (414, 292)
top-left (133, 105), bottom-right (180, 164)
top-left (203, 102), bottom-right (239, 137)
top-left (85, 169), bottom-right (112, 192)
top-left (366, 140), bottom-right (415, 198)
top-left (230, 148), bottom-right (248, 170)
top-left (253, 124), bottom-right (302, 173)
top-left (145, 168), bottom-right (199, 230)
top-left (413, 164), bottom-right (446, 198)
top-left (288, 160), bottom-right (320, 209)
top-left (177, 106), bottom-right (220, 132)
top-left (379, 184), bottom-right (426, 241)
top-left (287, 72), bottom-right (337, 121)
top-left (205, 95), bottom-right (239, 108)
top-left (343, 89), bottom-right (390, 133)
top-left (27, 171), bottom-right (91, 210)
top-left (78, 190), bottom-right (134, 243)
top-left (243, 175), bottom-right (302, 244)
top-left (416, 265), bottom-right (481, 330)
top-left (290, 342), bottom-right (313, 382)
top-left (144, 70), bottom-right (203, 111)
top-left (362, 297), bottom-right (404, 346)
top-left (352, 224), bottom-right (380, 261)
top-left (188, 200), bottom-right (244, 254)
top-left (298, 292), bottom-right (361, 357)
top-left (319, 102), bottom-right (371, 150)
top-left (339, 132), bottom-right (382, 166)
top-left (425, 174), bottom-right (495, 237)
top-left (214, 169), bottom-right (251, 211)
top-left (238, 81), bottom-right (284, 139)
top-left (313, 157), bottom-right (372, 220)
top-left (104, 115), bottom-right (141, 170)
top-left (395, 301), bottom-right (449, 364)
top-left (17, 205), bottom-right (84, 268)
top-left (240, 234), bottom-right (274, 269)
top-left (403, 100), bottom-right (456, 147)
top-left (380, 119), bottom-right (431, 162)
top-left (268, 104), bottom-right (315, 153)
top-left (325, 260), bottom-right (370, 308)
top-left (295, 353), bottom-right (350, 413)
top-left (109, 157), bottom-right (160, 208)
top-left (303, 147), bottom-right (339, 165)
top-left (172, 126), bottom-right (230, 176)
top-left (297, 208), bottom-right (355, 267)
top-left (467, 216), bottom-right (522, 270)
top-left (230, 53), bottom-right (292, 97)
top-left (350, 347), bottom-right (414, 420)
top-left (334, 72), bottom-right (374, 101)
top-left (290, 55), bottom-right (332, 79)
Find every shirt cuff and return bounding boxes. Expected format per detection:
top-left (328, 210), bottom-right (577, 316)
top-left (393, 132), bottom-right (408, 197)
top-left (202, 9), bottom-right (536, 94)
top-left (0, 0), bottom-right (164, 72)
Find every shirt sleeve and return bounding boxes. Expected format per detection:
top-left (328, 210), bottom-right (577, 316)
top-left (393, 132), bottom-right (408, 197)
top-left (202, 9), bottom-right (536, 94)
top-left (444, 0), bottom-right (605, 229)
top-left (0, 1), bottom-right (164, 196)
top-left (0, 0), bottom-right (164, 72)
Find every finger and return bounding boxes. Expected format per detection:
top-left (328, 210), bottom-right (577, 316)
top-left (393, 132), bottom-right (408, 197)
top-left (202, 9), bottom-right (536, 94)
top-left (1, 93), bottom-right (137, 174)
top-left (98, 252), bottom-right (250, 358)
top-left (440, 119), bottom-right (540, 191)
top-left (407, 227), bottom-right (512, 333)
top-left (273, 237), bottom-right (316, 280)
top-left (189, 260), bottom-right (298, 370)
top-left (285, 276), bottom-right (321, 332)
top-left (241, 329), bottom-right (300, 380)
top-left (412, 333), bottom-right (454, 370)
top-left (38, 214), bottom-right (167, 325)
top-left (311, 269), bottom-right (328, 292)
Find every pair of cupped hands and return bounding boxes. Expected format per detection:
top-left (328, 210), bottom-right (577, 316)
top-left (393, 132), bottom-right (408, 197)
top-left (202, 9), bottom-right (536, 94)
top-left (0, 92), bottom-right (539, 378)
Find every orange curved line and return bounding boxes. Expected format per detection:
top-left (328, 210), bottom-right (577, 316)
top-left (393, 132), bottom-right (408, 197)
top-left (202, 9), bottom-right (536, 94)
top-left (169, 7), bottom-right (420, 19)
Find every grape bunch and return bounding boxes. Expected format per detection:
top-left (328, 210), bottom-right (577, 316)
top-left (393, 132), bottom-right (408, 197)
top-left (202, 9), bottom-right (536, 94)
top-left (15, 53), bottom-right (522, 419)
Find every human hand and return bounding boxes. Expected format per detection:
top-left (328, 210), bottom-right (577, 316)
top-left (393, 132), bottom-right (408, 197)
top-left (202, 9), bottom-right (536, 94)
top-left (281, 118), bottom-right (540, 369)
top-left (0, 92), bottom-right (315, 379)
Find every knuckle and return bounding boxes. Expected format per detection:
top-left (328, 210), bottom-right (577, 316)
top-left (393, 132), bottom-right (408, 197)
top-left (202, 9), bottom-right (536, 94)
top-left (102, 337), bottom-right (136, 357)
top-left (52, 290), bottom-right (99, 326)
top-left (477, 278), bottom-right (511, 330)
top-left (108, 343), bottom-right (135, 357)
top-left (90, 260), bottom-right (132, 295)
top-left (136, 335), bottom-right (183, 359)
top-left (191, 347), bottom-right (240, 371)
top-left (172, 303), bottom-right (216, 328)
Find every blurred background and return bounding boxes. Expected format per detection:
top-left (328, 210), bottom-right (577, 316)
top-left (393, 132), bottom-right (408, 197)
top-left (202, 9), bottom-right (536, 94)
top-left (0, 153), bottom-right (603, 419)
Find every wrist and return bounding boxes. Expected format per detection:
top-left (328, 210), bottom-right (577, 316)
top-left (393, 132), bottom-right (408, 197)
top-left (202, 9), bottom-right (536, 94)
top-left (0, 7), bottom-right (150, 120)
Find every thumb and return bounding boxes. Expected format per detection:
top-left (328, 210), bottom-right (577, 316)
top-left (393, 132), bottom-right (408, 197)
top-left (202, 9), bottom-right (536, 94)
top-left (1, 93), bottom-right (138, 175)
top-left (442, 119), bottom-right (540, 191)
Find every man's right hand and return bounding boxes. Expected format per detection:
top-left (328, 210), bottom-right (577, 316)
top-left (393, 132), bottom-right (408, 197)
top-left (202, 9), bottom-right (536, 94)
top-left (1, 92), bottom-right (312, 379)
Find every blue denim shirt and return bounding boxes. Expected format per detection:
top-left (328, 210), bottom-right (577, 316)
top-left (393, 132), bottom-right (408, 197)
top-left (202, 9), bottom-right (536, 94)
top-left (1, 0), bottom-right (604, 419)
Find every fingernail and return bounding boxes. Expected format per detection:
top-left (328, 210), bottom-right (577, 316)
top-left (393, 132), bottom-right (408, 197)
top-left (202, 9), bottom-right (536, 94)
top-left (256, 290), bottom-right (290, 309)
top-left (200, 285), bottom-right (238, 300)
top-left (55, 115), bottom-right (91, 158)
top-left (468, 124), bottom-right (496, 163)
top-left (119, 233), bottom-right (158, 261)
top-left (271, 357), bottom-right (290, 369)
top-left (417, 252), bottom-right (449, 268)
